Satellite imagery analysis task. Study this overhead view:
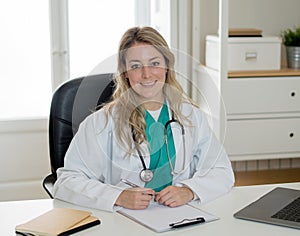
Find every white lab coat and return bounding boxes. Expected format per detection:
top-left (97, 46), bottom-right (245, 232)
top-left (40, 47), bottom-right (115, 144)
top-left (53, 103), bottom-right (234, 212)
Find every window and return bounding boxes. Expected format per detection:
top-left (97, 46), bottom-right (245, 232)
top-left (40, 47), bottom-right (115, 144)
top-left (150, 0), bottom-right (170, 45)
top-left (68, 0), bottom-right (170, 79)
top-left (0, 0), bottom-right (170, 120)
top-left (0, 0), bottom-right (51, 120)
top-left (68, 0), bottom-right (135, 79)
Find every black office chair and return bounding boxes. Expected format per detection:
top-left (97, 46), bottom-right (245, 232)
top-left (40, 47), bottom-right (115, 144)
top-left (42, 73), bottom-right (115, 198)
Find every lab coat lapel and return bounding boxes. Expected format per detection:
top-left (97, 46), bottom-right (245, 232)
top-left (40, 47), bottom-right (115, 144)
top-left (170, 122), bottom-right (185, 173)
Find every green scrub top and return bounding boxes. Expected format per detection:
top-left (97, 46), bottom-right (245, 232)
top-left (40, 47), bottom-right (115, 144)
top-left (144, 103), bottom-right (176, 192)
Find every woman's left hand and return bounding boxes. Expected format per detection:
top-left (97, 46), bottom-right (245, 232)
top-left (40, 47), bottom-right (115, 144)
top-left (155, 186), bottom-right (194, 207)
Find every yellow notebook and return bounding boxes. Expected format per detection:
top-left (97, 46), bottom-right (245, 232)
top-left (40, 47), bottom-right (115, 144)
top-left (15, 208), bottom-right (100, 236)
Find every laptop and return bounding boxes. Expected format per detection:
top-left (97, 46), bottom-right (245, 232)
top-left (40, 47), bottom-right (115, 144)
top-left (234, 187), bottom-right (300, 229)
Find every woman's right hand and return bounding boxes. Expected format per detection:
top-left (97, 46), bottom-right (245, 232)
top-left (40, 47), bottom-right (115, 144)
top-left (115, 188), bottom-right (155, 210)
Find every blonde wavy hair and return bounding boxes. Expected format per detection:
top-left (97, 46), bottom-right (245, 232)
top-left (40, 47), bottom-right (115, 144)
top-left (103, 26), bottom-right (195, 155)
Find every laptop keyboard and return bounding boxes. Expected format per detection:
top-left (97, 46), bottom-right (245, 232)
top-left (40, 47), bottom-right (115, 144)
top-left (271, 196), bottom-right (300, 222)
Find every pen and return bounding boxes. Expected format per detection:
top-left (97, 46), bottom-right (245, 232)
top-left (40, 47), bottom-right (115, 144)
top-left (120, 178), bottom-right (140, 188)
top-left (169, 217), bottom-right (205, 228)
top-left (121, 179), bottom-right (155, 197)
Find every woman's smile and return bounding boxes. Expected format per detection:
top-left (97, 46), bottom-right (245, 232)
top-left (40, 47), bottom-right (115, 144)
top-left (140, 80), bottom-right (156, 87)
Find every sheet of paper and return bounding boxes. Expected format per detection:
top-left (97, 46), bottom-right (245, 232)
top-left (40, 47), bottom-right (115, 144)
top-left (118, 202), bottom-right (219, 233)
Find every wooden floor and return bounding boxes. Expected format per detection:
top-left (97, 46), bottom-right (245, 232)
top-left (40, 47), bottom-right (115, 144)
top-left (234, 168), bottom-right (300, 186)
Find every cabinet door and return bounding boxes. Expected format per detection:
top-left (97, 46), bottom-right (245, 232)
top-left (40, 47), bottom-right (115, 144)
top-left (224, 77), bottom-right (300, 114)
top-left (224, 118), bottom-right (300, 155)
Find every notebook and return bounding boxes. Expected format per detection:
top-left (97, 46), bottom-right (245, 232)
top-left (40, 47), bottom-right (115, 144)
top-left (234, 187), bottom-right (300, 229)
top-left (118, 202), bottom-right (219, 233)
top-left (15, 208), bottom-right (100, 236)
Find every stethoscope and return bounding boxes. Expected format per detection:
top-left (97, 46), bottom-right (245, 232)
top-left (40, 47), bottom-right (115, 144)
top-left (133, 110), bottom-right (186, 183)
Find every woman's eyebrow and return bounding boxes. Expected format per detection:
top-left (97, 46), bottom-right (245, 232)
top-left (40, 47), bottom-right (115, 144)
top-left (128, 59), bottom-right (141, 63)
top-left (149, 56), bottom-right (161, 61)
top-left (128, 56), bottom-right (161, 63)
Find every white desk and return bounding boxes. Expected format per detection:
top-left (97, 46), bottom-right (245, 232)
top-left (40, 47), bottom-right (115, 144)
top-left (1, 182), bottom-right (299, 235)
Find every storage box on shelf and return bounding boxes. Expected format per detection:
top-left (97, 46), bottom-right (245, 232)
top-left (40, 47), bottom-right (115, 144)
top-left (205, 35), bottom-right (282, 71)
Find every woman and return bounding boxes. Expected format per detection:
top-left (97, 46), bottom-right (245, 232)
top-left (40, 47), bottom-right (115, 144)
top-left (53, 26), bottom-right (234, 212)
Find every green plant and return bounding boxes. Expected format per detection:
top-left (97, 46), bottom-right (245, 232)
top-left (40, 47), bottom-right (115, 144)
top-left (282, 27), bottom-right (300, 46)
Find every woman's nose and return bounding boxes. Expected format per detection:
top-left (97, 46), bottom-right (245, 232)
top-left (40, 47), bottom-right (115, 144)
top-left (142, 66), bottom-right (151, 78)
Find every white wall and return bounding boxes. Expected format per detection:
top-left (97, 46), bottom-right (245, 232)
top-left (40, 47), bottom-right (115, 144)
top-left (228, 0), bottom-right (300, 36)
top-left (0, 119), bottom-right (50, 201)
top-left (199, 0), bottom-right (219, 64)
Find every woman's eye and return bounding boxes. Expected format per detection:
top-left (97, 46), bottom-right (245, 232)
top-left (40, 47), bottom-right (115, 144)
top-left (151, 61), bottom-right (160, 67)
top-left (131, 64), bottom-right (141, 69)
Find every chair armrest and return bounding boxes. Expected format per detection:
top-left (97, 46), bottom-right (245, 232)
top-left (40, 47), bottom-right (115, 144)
top-left (42, 174), bottom-right (56, 199)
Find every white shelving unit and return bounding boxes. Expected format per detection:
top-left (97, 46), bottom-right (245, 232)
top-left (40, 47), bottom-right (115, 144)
top-left (200, 0), bottom-right (300, 161)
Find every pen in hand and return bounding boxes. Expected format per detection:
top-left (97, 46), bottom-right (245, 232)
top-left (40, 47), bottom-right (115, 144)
top-left (120, 179), bottom-right (155, 197)
top-left (120, 178), bottom-right (140, 188)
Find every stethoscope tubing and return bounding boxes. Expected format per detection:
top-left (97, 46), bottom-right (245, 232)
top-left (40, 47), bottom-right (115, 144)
top-left (133, 112), bottom-right (186, 182)
top-left (164, 119), bottom-right (186, 175)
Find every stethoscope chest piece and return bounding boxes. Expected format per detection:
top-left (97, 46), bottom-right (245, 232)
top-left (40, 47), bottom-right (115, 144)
top-left (139, 169), bottom-right (154, 183)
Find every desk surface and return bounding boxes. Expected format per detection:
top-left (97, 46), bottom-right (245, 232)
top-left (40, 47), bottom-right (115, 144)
top-left (1, 182), bottom-right (299, 235)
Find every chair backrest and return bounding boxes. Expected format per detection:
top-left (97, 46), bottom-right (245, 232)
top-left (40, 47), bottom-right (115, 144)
top-left (48, 73), bottom-right (114, 177)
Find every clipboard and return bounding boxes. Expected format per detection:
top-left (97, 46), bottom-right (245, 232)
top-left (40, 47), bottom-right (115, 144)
top-left (117, 202), bottom-right (219, 233)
